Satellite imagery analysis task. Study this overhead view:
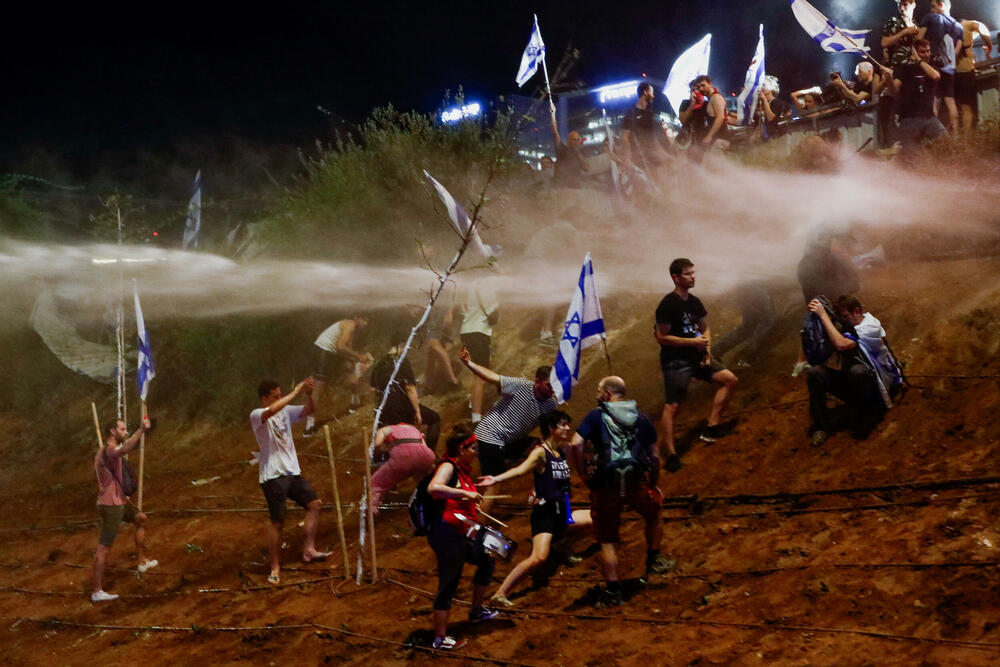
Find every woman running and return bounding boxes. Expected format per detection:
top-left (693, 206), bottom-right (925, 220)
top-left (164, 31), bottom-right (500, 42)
top-left (426, 425), bottom-right (499, 650)
top-left (478, 410), bottom-right (592, 606)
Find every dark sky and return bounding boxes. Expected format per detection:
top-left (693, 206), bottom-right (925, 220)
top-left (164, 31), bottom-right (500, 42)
top-left (4, 0), bottom-right (997, 172)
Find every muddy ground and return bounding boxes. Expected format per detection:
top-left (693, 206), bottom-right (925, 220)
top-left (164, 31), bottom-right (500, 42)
top-left (1, 255), bottom-right (999, 666)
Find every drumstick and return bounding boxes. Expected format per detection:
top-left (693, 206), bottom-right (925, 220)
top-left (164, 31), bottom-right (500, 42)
top-left (477, 510), bottom-right (509, 529)
top-left (482, 495), bottom-right (512, 500)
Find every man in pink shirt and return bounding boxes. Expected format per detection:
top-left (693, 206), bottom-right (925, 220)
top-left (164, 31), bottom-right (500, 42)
top-left (91, 416), bottom-right (156, 603)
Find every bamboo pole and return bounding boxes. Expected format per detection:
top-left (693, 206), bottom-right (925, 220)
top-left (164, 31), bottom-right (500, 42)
top-left (91, 403), bottom-right (103, 451)
top-left (137, 401), bottom-right (146, 511)
top-left (361, 430), bottom-right (377, 583)
top-left (324, 425), bottom-right (350, 579)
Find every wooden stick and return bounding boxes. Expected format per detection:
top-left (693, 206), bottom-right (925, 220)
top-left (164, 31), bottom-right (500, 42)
top-left (482, 495), bottom-right (513, 500)
top-left (361, 430), bottom-right (377, 583)
top-left (137, 401), bottom-right (146, 510)
top-left (477, 510), bottom-right (508, 529)
top-left (324, 425), bottom-right (350, 579)
top-left (91, 402), bottom-right (104, 451)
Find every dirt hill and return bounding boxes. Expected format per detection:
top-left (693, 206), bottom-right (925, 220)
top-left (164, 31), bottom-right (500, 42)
top-left (1, 236), bottom-right (999, 666)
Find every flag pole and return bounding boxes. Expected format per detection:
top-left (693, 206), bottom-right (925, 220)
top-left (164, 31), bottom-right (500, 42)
top-left (137, 401), bottom-right (146, 510)
top-left (91, 402), bottom-right (103, 451)
top-left (324, 425), bottom-right (351, 579)
top-left (601, 338), bottom-right (614, 374)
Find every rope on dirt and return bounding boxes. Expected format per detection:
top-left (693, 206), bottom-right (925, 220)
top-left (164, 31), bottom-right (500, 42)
top-left (0, 576), bottom-right (341, 598)
top-left (381, 577), bottom-right (1000, 651)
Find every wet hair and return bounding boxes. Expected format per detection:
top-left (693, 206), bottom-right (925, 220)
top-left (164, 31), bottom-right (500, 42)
top-left (693, 75), bottom-right (713, 86)
top-left (258, 379), bottom-right (280, 398)
top-left (637, 81), bottom-right (654, 96)
top-left (104, 418), bottom-right (123, 436)
top-left (534, 365), bottom-right (552, 381)
top-left (540, 410), bottom-right (572, 438)
top-left (914, 38), bottom-right (930, 50)
top-left (835, 295), bottom-right (864, 314)
top-left (669, 257), bottom-right (694, 277)
top-left (444, 423), bottom-right (475, 458)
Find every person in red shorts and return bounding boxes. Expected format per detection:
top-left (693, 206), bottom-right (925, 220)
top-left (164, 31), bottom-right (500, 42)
top-left (568, 376), bottom-right (676, 607)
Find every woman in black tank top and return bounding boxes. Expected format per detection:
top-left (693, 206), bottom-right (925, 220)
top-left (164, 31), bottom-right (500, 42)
top-left (477, 411), bottom-right (592, 607)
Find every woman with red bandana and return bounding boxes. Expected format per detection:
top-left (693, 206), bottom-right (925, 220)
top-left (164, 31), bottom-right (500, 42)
top-left (426, 425), bottom-right (499, 650)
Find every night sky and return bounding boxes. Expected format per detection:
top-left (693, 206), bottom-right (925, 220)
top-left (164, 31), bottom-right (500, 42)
top-left (4, 0), bottom-right (998, 174)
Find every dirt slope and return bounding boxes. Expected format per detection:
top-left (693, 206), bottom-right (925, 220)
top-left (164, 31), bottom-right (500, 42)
top-left (1, 254), bottom-right (999, 666)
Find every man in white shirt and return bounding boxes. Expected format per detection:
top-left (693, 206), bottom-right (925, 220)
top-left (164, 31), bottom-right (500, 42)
top-left (250, 377), bottom-right (331, 584)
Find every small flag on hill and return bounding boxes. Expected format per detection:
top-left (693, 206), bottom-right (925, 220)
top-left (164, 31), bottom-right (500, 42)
top-left (133, 280), bottom-right (155, 402)
top-left (790, 0), bottom-right (870, 54)
top-left (423, 171), bottom-right (496, 261)
top-left (182, 169), bottom-right (202, 249)
top-left (736, 25), bottom-right (766, 125)
top-left (516, 15), bottom-right (546, 87)
top-left (550, 253), bottom-right (606, 404)
top-left (664, 33), bottom-right (712, 117)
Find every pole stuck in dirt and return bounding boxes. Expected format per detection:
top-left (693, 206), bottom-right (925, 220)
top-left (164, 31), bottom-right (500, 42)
top-left (323, 425), bottom-right (350, 579)
top-left (137, 401), bottom-right (146, 511)
top-left (91, 402), bottom-right (103, 451)
top-left (361, 430), bottom-right (377, 583)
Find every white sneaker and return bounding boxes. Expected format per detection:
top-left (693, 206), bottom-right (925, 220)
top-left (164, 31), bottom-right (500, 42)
top-left (91, 589), bottom-right (119, 602)
top-left (137, 559), bottom-right (159, 573)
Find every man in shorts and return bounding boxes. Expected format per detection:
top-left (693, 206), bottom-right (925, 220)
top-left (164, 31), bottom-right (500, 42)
top-left (91, 415), bottom-right (157, 602)
top-left (656, 258), bottom-right (738, 471)
top-left (459, 276), bottom-right (500, 424)
top-left (569, 376), bottom-right (675, 607)
top-left (251, 377), bottom-right (331, 584)
top-left (307, 315), bottom-right (369, 432)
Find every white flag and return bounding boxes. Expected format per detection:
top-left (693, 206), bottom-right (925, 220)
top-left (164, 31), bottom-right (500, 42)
top-left (423, 171), bottom-right (495, 261)
top-left (663, 34), bottom-right (712, 117)
top-left (516, 15), bottom-right (546, 87)
top-left (790, 0), bottom-right (870, 55)
top-left (736, 25), bottom-right (766, 125)
top-left (182, 170), bottom-right (202, 249)
top-left (550, 253), bottom-right (606, 404)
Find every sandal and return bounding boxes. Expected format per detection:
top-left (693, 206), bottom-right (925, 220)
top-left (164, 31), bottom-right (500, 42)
top-left (267, 573), bottom-right (280, 585)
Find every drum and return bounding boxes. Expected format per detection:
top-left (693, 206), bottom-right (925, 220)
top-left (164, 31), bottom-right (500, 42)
top-left (477, 525), bottom-right (518, 562)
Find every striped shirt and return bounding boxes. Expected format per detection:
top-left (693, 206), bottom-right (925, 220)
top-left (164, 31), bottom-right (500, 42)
top-left (474, 376), bottom-right (556, 448)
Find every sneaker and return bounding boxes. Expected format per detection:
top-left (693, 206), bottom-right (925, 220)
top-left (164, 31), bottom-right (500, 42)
top-left (811, 430), bottom-right (828, 447)
top-left (490, 593), bottom-right (515, 607)
top-left (791, 361), bottom-right (809, 377)
top-left (664, 454), bottom-right (682, 473)
top-left (646, 554), bottom-right (677, 576)
top-left (432, 635), bottom-right (466, 650)
top-left (700, 424), bottom-right (727, 443)
top-left (91, 589), bottom-right (119, 603)
top-left (596, 587), bottom-right (623, 608)
top-left (137, 559), bottom-right (158, 573)
top-left (467, 606), bottom-right (500, 622)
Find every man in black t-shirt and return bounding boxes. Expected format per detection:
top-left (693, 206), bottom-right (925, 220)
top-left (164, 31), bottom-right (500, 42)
top-left (655, 258), bottom-right (738, 471)
top-left (621, 81), bottom-right (670, 173)
top-left (371, 330), bottom-right (441, 451)
top-left (550, 110), bottom-right (590, 188)
top-left (887, 39), bottom-right (948, 153)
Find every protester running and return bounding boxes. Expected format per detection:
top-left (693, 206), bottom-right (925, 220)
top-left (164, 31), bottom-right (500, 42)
top-left (426, 425), bottom-right (499, 650)
top-left (91, 415), bottom-right (157, 602)
top-left (250, 378), bottom-right (331, 584)
top-left (478, 410), bottom-right (593, 607)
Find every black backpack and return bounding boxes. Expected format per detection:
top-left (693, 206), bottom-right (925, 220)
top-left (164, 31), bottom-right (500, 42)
top-left (103, 450), bottom-right (139, 497)
top-left (800, 295), bottom-right (836, 366)
top-left (408, 462), bottom-right (456, 536)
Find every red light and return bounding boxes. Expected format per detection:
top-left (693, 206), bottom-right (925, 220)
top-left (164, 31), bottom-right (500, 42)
top-left (152, 231), bottom-right (158, 236)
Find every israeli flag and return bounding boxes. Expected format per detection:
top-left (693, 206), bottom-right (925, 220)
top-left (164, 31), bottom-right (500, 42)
top-left (423, 171), bottom-right (496, 261)
top-left (736, 25), bottom-right (766, 125)
top-left (790, 0), bottom-right (869, 54)
top-left (515, 15), bottom-right (546, 87)
top-left (663, 34), bottom-right (712, 117)
top-left (550, 253), bottom-right (606, 404)
top-left (182, 170), bottom-right (202, 249)
top-left (133, 280), bottom-right (155, 402)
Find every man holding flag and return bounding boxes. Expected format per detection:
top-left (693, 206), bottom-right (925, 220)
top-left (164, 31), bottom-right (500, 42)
top-left (550, 253), bottom-right (606, 405)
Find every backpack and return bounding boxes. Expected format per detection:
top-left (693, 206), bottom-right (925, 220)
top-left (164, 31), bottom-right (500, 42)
top-left (408, 462), bottom-right (456, 536)
top-left (103, 450), bottom-right (139, 497)
top-left (800, 295), bottom-right (836, 366)
top-left (595, 404), bottom-right (649, 473)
